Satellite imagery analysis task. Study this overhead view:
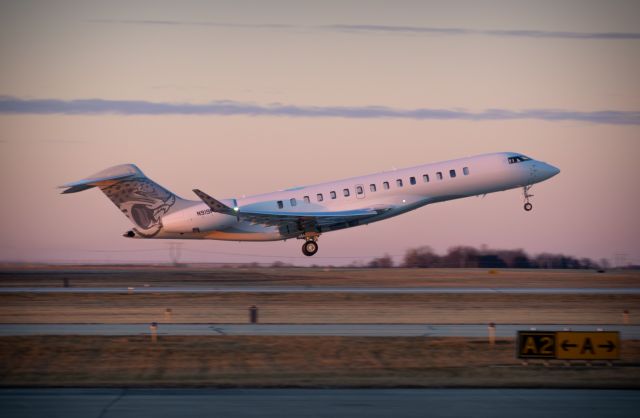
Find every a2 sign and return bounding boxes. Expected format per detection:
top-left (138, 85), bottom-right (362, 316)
top-left (517, 331), bottom-right (620, 360)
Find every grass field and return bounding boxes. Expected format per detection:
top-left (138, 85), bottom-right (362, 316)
top-left (1, 266), bottom-right (639, 288)
top-left (0, 336), bottom-right (640, 388)
top-left (1, 292), bottom-right (637, 324)
top-left (1, 336), bottom-right (639, 388)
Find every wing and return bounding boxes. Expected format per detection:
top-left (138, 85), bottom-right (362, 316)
top-left (192, 189), bottom-right (389, 233)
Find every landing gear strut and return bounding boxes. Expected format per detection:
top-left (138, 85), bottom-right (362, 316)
top-left (523, 185), bottom-right (534, 212)
top-left (300, 232), bottom-right (320, 256)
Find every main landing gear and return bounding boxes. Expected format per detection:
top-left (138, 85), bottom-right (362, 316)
top-left (523, 185), bottom-right (534, 212)
top-left (302, 240), bottom-right (319, 256)
top-left (300, 232), bottom-right (320, 256)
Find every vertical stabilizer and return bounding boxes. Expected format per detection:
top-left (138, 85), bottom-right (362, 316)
top-left (60, 164), bottom-right (186, 237)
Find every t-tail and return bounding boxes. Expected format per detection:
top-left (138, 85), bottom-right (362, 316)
top-left (59, 164), bottom-right (189, 238)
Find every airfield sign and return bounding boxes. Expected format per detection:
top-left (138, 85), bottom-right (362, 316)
top-left (555, 331), bottom-right (619, 360)
top-left (517, 331), bottom-right (556, 359)
top-left (517, 331), bottom-right (620, 360)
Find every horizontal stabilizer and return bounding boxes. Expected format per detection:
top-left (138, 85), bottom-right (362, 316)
top-left (193, 189), bottom-right (236, 215)
top-left (59, 164), bottom-right (143, 194)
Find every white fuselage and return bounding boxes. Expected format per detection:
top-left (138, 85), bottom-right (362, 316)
top-left (156, 152), bottom-right (560, 241)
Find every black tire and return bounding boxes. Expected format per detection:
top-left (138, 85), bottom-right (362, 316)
top-left (302, 241), bottom-right (318, 256)
top-left (524, 202), bottom-right (533, 211)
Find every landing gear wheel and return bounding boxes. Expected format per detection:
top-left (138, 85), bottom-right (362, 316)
top-left (302, 240), bottom-right (318, 257)
top-left (524, 202), bottom-right (533, 212)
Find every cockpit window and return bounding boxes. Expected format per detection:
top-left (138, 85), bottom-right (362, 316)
top-left (508, 155), bottom-right (531, 164)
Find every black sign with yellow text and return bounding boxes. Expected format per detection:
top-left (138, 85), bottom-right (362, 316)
top-left (517, 331), bottom-right (556, 359)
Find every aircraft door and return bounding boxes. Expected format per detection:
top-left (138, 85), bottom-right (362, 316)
top-left (355, 184), bottom-right (365, 199)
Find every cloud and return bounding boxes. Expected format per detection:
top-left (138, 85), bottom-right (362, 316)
top-left (88, 19), bottom-right (296, 29)
top-left (325, 24), bottom-right (640, 40)
top-left (1, 96), bottom-right (638, 125)
top-left (90, 19), bottom-right (640, 40)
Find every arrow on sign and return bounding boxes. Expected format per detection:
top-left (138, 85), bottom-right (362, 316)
top-left (598, 340), bottom-right (616, 352)
top-left (561, 340), bottom-right (578, 351)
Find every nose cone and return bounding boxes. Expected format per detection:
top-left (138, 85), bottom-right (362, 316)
top-left (543, 163), bottom-right (561, 179)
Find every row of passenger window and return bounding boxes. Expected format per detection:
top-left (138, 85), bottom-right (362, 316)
top-left (276, 166), bottom-right (470, 209)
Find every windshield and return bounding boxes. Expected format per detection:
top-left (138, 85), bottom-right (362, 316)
top-left (508, 155), bottom-right (531, 164)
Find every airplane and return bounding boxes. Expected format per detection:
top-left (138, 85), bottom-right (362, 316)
top-left (60, 152), bottom-right (560, 256)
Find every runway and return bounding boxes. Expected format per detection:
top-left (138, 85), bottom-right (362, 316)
top-left (1, 323), bottom-right (638, 338)
top-left (2, 286), bottom-right (639, 294)
top-left (1, 388), bottom-right (638, 418)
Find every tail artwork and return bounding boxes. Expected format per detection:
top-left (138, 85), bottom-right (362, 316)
top-left (60, 164), bottom-right (185, 237)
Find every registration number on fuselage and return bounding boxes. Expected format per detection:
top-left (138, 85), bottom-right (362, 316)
top-left (196, 209), bottom-right (213, 216)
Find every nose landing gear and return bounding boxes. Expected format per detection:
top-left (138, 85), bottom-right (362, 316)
top-left (523, 185), bottom-right (534, 211)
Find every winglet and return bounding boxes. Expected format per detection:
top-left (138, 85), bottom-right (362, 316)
top-left (193, 189), bottom-right (235, 215)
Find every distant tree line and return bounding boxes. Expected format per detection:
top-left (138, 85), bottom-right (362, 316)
top-left (366, 246), bottom-right (608, 269)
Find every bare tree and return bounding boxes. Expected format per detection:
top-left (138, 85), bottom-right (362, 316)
top-left (368, 254), bottom-right (394, 268)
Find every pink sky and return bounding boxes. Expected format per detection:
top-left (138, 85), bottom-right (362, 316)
top-left (1, 1), bottom-right (639, 265)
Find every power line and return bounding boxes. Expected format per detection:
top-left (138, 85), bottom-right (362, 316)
top-left (0, 244), bottom-right (399, 260)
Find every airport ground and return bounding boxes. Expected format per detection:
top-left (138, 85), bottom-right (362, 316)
top-left (0, 266), bottom-right (638, 391)
top-left (1, 335), bottom-right (639, 388)
top-left (1, 265), bottom-right (639, 288)
top-left (3, 388), bottom-right (639, 418)
top-left (1, 292), bottom-right (638, 324)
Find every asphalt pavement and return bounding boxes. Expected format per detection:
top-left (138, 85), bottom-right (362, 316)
top-left (1, 388), bottom-right (638, 418)
top-left (1, 323), bottom-right (637, 338)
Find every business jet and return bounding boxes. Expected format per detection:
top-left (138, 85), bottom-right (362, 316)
top-left (61, 152), bottom-right (560, 256)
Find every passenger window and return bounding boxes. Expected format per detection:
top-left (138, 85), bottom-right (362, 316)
top-left (317, 193), bottom-right (324, 202)
top-left (330, 191), bottom-right (337, 199)
top-left (277, 200), bottom-right (284, 209)
top-left (304, 196), bottom-right (310, 204)
top-left (290, 198), bottom-right (297, 206)
top-left (436, 172), bottom-right (443, 180)
top-left (410, 176), bottom-right (416, 185)
top-left (343, 188), bottom-right (350, 197)
top-left (356, 185), bottom-right (364, 195)
top-left (449, 169), bottom-right (456, 178)
top-left (423, 174), bottom-right (429, 183)
top-left (370, 184), bottom-right (377, 192)
top-left (383, 181), bottom-right (389, 190)
top-left (463, 167), bottom-right (469, 176)
top-left (396, 179), bottom-right (403, 187)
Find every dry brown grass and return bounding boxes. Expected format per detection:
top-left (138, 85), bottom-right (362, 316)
top-left (1, 292), bottom-right (638, 324)
top-left (1, 266), bottom-right (639, 288)
top-left (1, 336), bottom-right (638, 388)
